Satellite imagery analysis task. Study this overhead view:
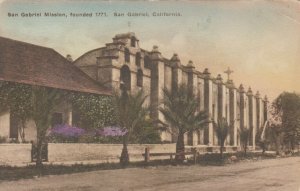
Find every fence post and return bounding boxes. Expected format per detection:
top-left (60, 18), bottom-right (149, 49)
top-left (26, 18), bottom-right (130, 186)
top-left (45, 143), bottom-right (48, 162)
top-left (192, 148), bottom-right (197, 165)
top-left (145, 147), bottom-right (150, 163)
top-left (170, 154), bottom-right (173, 161)
top-left (31, 142), bottom-right (34, 162)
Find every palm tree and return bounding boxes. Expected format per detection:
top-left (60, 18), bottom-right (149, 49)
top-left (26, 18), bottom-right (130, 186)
top-left (160, 84), bottom-right (208, 163)
top-left (240, 127), bottom-right (250, 157)
top-left (114, 86), bottom-right (150, 166)
top-left (213, 118), bottom-right (229, 160)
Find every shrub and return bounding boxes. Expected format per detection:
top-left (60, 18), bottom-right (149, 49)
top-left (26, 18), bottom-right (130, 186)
top-left (48, 124), bottom-right (85, 143)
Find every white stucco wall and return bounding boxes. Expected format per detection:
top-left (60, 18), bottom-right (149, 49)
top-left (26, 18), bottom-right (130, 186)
top-left (0, 144), bottom-right (31, 165)
top-left (0, 111), bottom-right (10, 140)
top-left (48, 143), bottom-right (176, 163)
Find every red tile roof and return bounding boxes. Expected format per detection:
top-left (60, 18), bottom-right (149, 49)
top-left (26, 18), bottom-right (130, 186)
top-left (0, 37), bottom-right (111, 95)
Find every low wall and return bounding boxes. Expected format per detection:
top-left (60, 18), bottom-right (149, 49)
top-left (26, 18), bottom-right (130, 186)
top-left (0, 144), bottom-right (31, 166)
top-left (48, 143), bottom-right (176, 163)
top-left (0, 143), bottom-right (244, 166)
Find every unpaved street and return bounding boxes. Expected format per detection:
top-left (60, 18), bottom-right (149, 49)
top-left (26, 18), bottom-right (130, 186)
top-left (0, 157), bottom-right (299, 191)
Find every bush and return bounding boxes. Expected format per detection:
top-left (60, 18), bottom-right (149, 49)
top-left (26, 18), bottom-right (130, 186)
top-left (48, 124), bottom-right (85, 143)
top-left (48, 124), bottom-right (161, 144)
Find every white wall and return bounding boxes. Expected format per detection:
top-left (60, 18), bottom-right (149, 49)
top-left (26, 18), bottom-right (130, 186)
top-left (48, 143), bottom-right (176, 163)
top-left (0, 144), bottom-right (31, 165)
top-left (0, 112), bottom-right (10, 139)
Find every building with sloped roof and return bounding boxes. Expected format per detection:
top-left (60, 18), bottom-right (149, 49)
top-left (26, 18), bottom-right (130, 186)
top-left (0, 36), bottom-right (110, 142)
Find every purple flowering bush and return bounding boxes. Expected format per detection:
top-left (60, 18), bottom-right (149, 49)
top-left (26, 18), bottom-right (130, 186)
top-left (48, 125), bottom-right (127, 143)
top-left (48, 124), bottom-right (85, 143)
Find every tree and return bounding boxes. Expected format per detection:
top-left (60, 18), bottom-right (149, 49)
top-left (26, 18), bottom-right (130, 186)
top-left (271, 92), bottom-right (300, 151)
top-left (213, 118), bottom-right (229, 160)
top-left (160, 84), bottom-right (208, 163)
top-left (114, 86), bottom-right (150, 166)
top-left (0, 81), bottom-right (67, 167)
top-left (255, 126), bottom-right (267, 154)
top-left (240, 127), bottom-right (250, 156)
top-left (31, 86), bottom-right (67, 167)
top-left (269, 125), bottom-right (284, 155)
top-left (256, 121), bottom-right (284, 155)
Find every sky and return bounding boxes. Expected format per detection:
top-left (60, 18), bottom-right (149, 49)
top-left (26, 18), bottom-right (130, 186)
top-left (0, 0), bottom-right (299, 102)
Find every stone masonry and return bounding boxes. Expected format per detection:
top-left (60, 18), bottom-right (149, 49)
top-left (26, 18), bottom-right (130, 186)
top-left (74, 32), bottom-right (268, 148)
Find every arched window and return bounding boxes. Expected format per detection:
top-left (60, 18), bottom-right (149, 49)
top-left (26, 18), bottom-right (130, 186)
top-left (125, 48), bottom-right (130, 63)
top-left (120, 65), bottom-right (131, 90)
top-left (137, 69), bottom-right (143, 87)
top-left (131, 37), bottom-right (136, 47)
top-left (144, 55), bottom-right (151, 69)
top-left (135, 52), bottom-right (141, 67)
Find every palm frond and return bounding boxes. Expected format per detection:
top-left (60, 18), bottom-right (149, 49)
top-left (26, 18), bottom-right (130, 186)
top-left (213, 117), bottom-right (229, 145)
top-left (160, 84), bottom-right (209, 135)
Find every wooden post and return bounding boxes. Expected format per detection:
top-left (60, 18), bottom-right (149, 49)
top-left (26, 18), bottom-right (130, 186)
top-left (192, 148), bottom-right (197, 164)
top-left (45, 143), bottom-right (48, 162)
top-left (31, 142), bottom-right (34, 162)
top-left (145, 147), bottom-right (150, 163)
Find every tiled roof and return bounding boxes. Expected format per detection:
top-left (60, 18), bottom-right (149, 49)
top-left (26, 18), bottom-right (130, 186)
top-left (0, 37), bottom-right (111, 95)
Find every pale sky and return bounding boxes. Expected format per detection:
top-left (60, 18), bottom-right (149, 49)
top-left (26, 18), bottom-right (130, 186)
top-left (0, 0), bottom-right (299, 102)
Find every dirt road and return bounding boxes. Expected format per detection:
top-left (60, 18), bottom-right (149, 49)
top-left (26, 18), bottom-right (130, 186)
top-left (0, 157), bottom-right (299, 191)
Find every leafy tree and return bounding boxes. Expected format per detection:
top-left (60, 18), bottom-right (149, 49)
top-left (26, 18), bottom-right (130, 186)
top-left (213, 118), bottom-right (229, 160)
top-left (160, 84), bottom-right (208, 163)
top-left (255, 126), bottom-right (267, 154)
top-left (31, 86), bottom-right (67, 167)
top-left (240, 127), bottom-right (250, 156)
top-left (0, 81), bottom-right (67, 167)
top-left (256, 122), bottom-right (284, 155)
top-left (271, 92), bottom-right (300, 151)
top-left (114, 87), bottom-right (150, 166)
top-left (269, 125), bottom-right (284, 155)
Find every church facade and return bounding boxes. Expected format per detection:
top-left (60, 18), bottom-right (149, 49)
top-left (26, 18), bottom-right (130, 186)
top-left (74, 32), bottom-right (269, 148)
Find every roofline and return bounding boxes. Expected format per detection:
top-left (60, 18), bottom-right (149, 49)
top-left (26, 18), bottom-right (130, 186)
top-left (73, 47), bottom-right (105, 63)
top-left (0, 36), bottom-right (56, 52)
top-left (0, 79), bottom-right (111, 96)
top-left (0, 36), bottom-right (111, 96)
top-left (51, 49), bottom-right (111, 94)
